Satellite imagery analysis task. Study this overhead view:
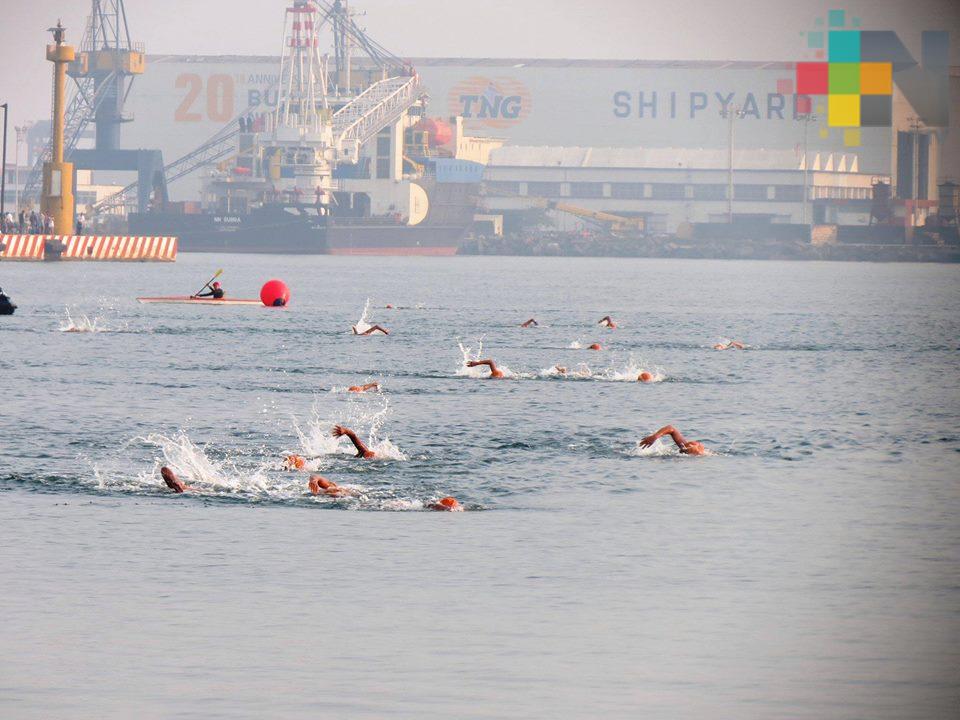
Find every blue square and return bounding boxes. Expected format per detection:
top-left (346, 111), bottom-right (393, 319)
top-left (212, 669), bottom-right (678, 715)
top-left (829, 9), bottom-right (845, 27)
top-left (829, 31), bottom-right (861, 62)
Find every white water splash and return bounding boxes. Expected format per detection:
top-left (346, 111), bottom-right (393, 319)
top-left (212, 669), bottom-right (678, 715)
top-left (597, 356), bottom-right (666, 382)
top-left (539, 356), bottom-right (665, 382)
top-left (59, 301), bottom-right (127, 333)
top-left (352, 297), bottom-right (373, 334)
top-left (626, 437), bottom-right (715, 457)
top-left (293, 395), bottom-right (407, 461)
top-left (60, 307), bottom-right (109, 332)
top-left (568, 339), bottom-right (585, 349)
top-left (456, 339), bottom-right (520, 378)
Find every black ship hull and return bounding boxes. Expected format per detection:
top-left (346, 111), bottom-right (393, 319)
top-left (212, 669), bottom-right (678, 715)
top-left (129, 205), bottom-right (464, 255)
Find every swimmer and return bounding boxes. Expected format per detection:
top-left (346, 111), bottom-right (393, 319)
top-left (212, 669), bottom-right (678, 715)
top-left (598, 315), bottom-right (617, 329)
top-left (332, 424), bottom-right (376, 458)
top-left (466, 358), bottom-right (504, 379)
top-left (160, 466), bottom-right (195, 493)
top-left (283, 454), bottom-right (307, 470)
top-left (308, 475), bottom-right (359, 497)
top-left (587, 342), bottom-right (602, 351)
top-left (554, 365), bottom-right (568, 375)
top-left (714, 340), bottom-right (745, 350)
top-left (639, 425), bottom-right (707, 456)
top-left (385, 304), bottom-right (394, 309)
top-left (348, 382), bottom-right (380, 393)
top-left (520, 318), bottom-right (539, 328)
top-left (353, 324), bottom-right (390, 335)
top-left (638, 371), bottom-right (653, 383)
top-left (427, 496), bottom-right (463, 512)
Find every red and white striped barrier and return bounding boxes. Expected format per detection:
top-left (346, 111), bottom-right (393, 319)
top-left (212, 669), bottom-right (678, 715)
top-left (0, 235), bottom-right (177, 262)
top-left (60, 235), bottom-right (178, 261)
top-left (0, 235), bottom-right (47, 260)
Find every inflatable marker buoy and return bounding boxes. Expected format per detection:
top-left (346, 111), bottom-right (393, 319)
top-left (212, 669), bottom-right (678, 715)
top-left (260, 279), bottom-right (290, 307)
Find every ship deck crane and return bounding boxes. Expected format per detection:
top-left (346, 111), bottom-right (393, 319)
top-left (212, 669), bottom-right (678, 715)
top-left (92, 0), bottom-right (419, 217)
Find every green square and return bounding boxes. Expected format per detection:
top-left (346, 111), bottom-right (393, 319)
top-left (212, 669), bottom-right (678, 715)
top-left (829, 9), bottom-right (845, 27)
top-left (829, 63), bottom-right (860, 93)
top-left (807, 31), bottom-right (824, 49)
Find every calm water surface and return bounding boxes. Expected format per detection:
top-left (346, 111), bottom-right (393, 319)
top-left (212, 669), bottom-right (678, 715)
top-left (1, 255), bottom-right (958, 719)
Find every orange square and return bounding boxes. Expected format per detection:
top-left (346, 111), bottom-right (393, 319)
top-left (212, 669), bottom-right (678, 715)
top-left (860, 62), bottom-right (892, 94)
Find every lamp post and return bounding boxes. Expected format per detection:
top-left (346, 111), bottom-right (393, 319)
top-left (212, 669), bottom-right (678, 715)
top-left (720, 105), bottom-right (745, 223)
top-left (15, 125), bottom-right (28, 215)
top-left (799, 112), bottom-right (818, 225)
top-left (1, 103), bottom-right (8, 218)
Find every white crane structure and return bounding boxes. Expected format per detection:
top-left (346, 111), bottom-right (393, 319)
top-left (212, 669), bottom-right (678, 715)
top-left (94, 0), bottom-right (422, 216)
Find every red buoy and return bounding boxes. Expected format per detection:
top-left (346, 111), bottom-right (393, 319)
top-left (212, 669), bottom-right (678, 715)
top-left (260, 279), bottom-right (290, 307)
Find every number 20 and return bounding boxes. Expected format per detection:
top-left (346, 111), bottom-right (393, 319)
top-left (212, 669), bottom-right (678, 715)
top-left (175, 73), bottom-right (234, 122)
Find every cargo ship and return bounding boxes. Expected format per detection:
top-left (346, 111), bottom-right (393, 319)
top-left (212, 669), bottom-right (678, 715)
top-left (124, 1), bottom-right (500, 255)
top-left (128, 161), bottom-right (483, 256)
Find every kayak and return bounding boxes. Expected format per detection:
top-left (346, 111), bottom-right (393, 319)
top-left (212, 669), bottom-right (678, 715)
top-left (136, 296), bottom-right (263, 306)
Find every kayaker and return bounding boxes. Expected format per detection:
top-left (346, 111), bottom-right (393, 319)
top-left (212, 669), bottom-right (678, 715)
top-left (194, 281), bottom-right (225, 299)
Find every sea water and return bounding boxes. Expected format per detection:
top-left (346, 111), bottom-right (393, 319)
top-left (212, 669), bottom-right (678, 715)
top-left (1, 255), bottom-right (958, 719)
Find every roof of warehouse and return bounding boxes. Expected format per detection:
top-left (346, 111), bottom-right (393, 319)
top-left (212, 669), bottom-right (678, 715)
top-left (147, 54), bottom-right (796, 70)
top-left (487, 146), bottom-right (862, 172)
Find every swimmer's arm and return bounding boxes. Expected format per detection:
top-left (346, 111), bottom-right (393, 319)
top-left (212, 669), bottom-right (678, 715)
top-left (332, 425), bottom-right (372, 457)
top-left (640, 425), bottom-right (687, 449)
top-left (467, 359), bottom-right (496, 370)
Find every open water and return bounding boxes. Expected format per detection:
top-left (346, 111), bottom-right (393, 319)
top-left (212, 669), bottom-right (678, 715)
top-left (1, 255), bottom-right (958, 719)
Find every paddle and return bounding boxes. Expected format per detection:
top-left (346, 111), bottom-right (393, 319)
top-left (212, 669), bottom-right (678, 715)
top-left (191, 269), bottom-right (223, 298)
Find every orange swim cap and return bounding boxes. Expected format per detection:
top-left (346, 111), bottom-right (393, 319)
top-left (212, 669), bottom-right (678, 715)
top-left (439, 496), bottom-right (459, 509)
top-left (285, 454), bottom-right (306, 470)
top-left (588, 343), bottom-right (602, 351)
top-left (639, 371), bottom-right (653, 382)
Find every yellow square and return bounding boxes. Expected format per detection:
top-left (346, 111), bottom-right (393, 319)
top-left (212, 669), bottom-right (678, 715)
top-left (828, 94), bottom-right (860, 127)
top-left (843, 128), bottom-right (861, 146)
top-left (820, 127), bottom-right (830, 138)
top-left (860, 62), bottom-right (892, 94)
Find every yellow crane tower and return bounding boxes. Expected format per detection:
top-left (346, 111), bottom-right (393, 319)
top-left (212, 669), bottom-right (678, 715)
top-left (42, 21), bottom-right (76, 235)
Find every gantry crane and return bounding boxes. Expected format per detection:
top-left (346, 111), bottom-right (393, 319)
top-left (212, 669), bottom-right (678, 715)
top-left (24, 1), bottom-right (165, 213)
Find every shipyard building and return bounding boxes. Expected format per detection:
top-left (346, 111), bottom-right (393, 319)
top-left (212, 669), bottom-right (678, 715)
top-left (102, 44), bottom-right (957, 234)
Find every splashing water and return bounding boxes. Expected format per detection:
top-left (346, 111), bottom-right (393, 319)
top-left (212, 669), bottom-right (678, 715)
top-left (352, 297), bottom-right (373, 334)
top-left (568, 339), bottom-right (585, 349)
top-left (538, 356), bottom-right (664, 382)
top-left (59, 301), bottom-right (128, 333)
top-left (59, 307), bottom-right (103, 333)
top-left (456, 339), bottom-right (520, 378)
top-left (597, 356), bottom-right (666, 382)
top-left (142, 432), bottom-right (274, 493)
top-left (293, 395), bottom-right (408, 461)
top-left (538, 362), bottom-right (595, 378)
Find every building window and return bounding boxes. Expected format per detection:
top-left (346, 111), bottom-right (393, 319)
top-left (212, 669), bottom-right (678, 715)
top-left (734, 184), bottom-right (767, 201)
top-left (485, 181), bottom-right (520, 195)
top-left (569, 182), bottom-right (603, 198)
top-left (651, 183), bottom-right (685, 200)
top-left (693, 184), bottom-right (726, 200)
top-left (376, 158), bottom-right (391, 178)
top-left (610, 183), bottom-right (645, 199)
top-left (376, 135), bottom-right (392, 155)
top-left (774, 185), bottom-right (803, 201)
top-left (527, 182), bottom-right (562, 197)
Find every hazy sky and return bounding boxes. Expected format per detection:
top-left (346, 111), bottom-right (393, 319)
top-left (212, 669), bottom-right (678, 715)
top-left (0, 0), bottom-right (957, 130)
